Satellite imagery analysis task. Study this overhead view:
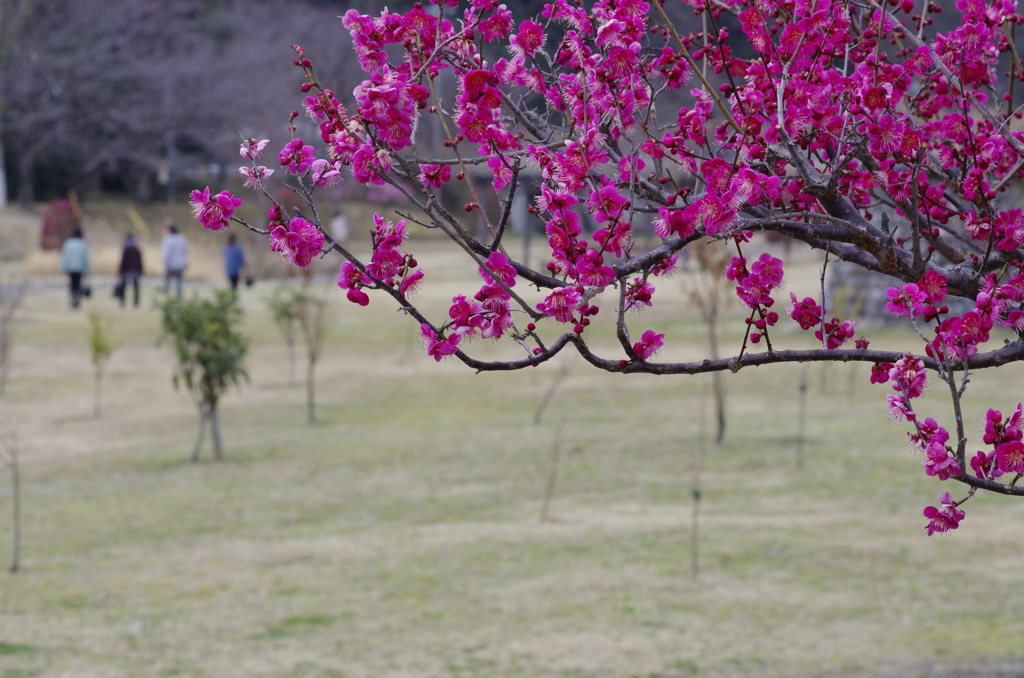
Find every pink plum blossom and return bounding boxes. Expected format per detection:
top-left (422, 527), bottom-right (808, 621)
top-left (788, 294), bottom-right (822, 330)
top-left (190, 187), bottom-right (242, 231)
top-left (885, 283), bottom-right (928, 317)
top-left (537, 287), bottom-right (582, 323)
top-left (488, 156), bottom-right (513, 190)
top-left (624, 278), bottom-right (655, 312)
top-left (419, 164), bottom-right (451, 188)
top-left (889, 353), bottom-right (927, 399)
top-left (971, 450), bottom-right (1004, 480)
top-left (885, 393), bottom-right (915, 422)
top-left (509, 19), bottom-right (544, 58)
top-left (480, 251), bottom-right (517, 287)
top-left (239, 137), bottom-right (269, 160)
top-left (238, 165), bottom-right (274, 189)
top-left (420, 324), bottom-right (460, 361)
top-left (870, 363), bottom-right (894, 385)
top-left (923, 492), bottom-right (965, 535)
top-left (632, 330), bottom-right (664, 360)
top-left (995, 440), bottom-right (1024, 475)
top-left (400, 270), bottom-right (425, 298)
top-left (278, 138), bottom-right (316, 174)
top-left (922, 427), bottom-right (960, 481)
top-left (311, 159), bottom-right (343, 187)
top-left (917, 271), bottom-right (948, 305)
top-left (270, 217), bottom-right (325, 268)
top-left (338, 261), bottom-right (372, 306)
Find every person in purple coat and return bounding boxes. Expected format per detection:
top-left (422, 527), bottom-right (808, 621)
top-left (117, 234), bottom-right (143, 307)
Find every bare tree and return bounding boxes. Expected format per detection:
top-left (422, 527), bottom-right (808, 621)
top-left (267, 285), bottom-right (331, 423)
top-left (0, 282), bottom-right (25, 396)
top-left (1, 0), bottom-right (362, 204)
top-left (1, 428), bottom-right (22, 573)
top-left (86, 312), bottom-right (116, 419)
top-left (0, 0), bottom-right (38, 206)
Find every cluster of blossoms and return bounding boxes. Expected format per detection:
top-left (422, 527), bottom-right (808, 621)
top-left (724, 252), bottom-right (783, 345)
top-left (336, 216), bottom-right (424, 307)
top-left (238, 137), bottom-right (274, 189)
top-left (877, 267), bottom-right (1024, 532)
top-left (787, 291), bottom-right (861, 351)
top-left (978, 403), bottom-right (1024, 480)
top-left (336, 214), bottom-right (423, 307)
top-left (191, 134), bottom-right (339, 270)
top-left (884, 270), bottom-right (1024, 365)
top-left (464, 251), bottom-right (517, 339)
top-left (267, 204), bottom-right (325, 269)
top-left (191, 132), bottom-right (349, 269)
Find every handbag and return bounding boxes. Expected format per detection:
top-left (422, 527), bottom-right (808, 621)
top-left (113, 280), bottom-right (125, 299)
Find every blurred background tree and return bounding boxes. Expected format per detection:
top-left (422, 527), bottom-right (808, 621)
top-left (0, 0), bottom-right (967, 209)
top-left (0, 0), bottom-right (364, 206)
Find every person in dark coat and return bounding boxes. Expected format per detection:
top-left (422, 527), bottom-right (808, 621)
top-left (117, 234), bottom-right (144, 307)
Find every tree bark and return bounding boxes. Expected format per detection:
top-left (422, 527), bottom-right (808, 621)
top-left (211, 406), bottom-right (223, 460)
top-left (190, 407), bottom-right (207, 462)
top-left (286, 335), bottom-right (297, 385)
top-left (8, 441), bottom-right (19, 573)
top-left (540, 422), bottom-right (564, 523)
top-left (306, 359), bottom-right (316, 424)
top-left (797, 364), bottom-right (809, 469)
top-left (93, 370), bottom-right (102, 419)
top-left (0, 138), bottom-right (8, 209)
top-left (0, 0), bottom-right (40, 210)
top-left (706, 299), bottom-right (726, 444)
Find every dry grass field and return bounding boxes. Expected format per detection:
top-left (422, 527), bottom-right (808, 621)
top-left (0, 205), bottom-right (1022, 677)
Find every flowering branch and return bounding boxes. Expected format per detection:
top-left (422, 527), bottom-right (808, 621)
top-left (190, 0), bottom-right (1024, 533)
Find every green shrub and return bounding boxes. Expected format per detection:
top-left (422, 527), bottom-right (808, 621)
top-left (159, 291), bottom-right (248, 461)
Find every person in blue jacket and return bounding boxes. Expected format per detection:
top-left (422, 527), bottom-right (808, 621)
top-left (223, 234), bottom-right (247, 291)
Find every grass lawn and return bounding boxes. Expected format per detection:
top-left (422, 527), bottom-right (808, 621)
top-left (0, 229), bottom-right (1022, 677)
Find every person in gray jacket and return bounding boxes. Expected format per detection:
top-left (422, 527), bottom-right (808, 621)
top-left (59, 228), bottom-right (90, 309)
top-left (161, 224), bottom-right (189, 299)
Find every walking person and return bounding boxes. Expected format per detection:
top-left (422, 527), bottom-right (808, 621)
top-left (223, 234), bottom-right (247, 291)
top-left (117, 234), bottom-right (144, 308)
top-left (59, 228), bottom-right (90, 309)
top-left (161, 224), bottom-right (189, 299)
